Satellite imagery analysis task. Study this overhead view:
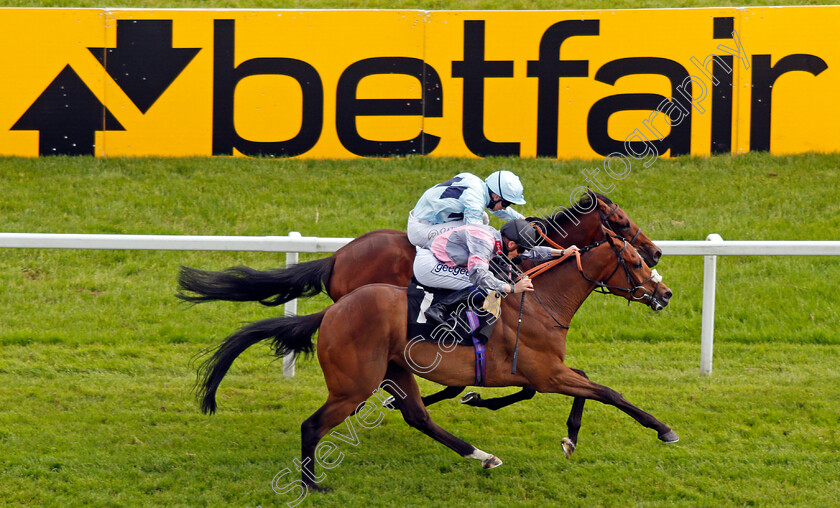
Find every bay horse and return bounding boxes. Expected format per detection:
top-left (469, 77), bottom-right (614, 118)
top-left (196, 229), bottom-right (677, 491)
top-left (179, 191), bottom-right (662, 409)
top-left (177, 191), bottom-right (661, 307)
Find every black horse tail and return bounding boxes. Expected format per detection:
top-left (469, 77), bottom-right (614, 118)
top-left (197, 310), bottom-right (326, 415)
top-left (177, 257), bottom-right (335, 307)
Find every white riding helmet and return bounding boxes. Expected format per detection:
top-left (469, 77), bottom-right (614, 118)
top-left (485, 170), bottom-right (526, 205)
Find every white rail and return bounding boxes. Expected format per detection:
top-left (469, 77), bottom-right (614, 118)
top-left (0, 232), bottom-right (352, 253)
top-left (2, 232), bottom-right (838, 375)
top-left (659, 235), bottom-right (840, 374)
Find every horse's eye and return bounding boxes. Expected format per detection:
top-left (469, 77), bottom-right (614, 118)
top-left (634, 261), bottom-right (643, 269)
top-left (622, 222), bottom-right (631, 229)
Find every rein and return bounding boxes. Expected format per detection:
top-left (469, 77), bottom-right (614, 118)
top-left (520, 223), bottom-right (579, 279)
top-left (508, 219), bottom-right (658, 374)
top-left (567, 234), bottom-right (662, 303)
top-left (528, 210), bottom-right (657, 299)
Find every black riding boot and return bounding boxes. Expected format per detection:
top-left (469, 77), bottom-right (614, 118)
top-left (425, 287), bottom-right (484, 329)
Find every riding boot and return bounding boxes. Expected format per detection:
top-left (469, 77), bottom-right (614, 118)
top-left (425, 287), bottom-right (483, 329)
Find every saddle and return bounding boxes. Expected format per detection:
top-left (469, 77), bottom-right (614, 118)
top-left (406, 278), bottom-right (500, 386)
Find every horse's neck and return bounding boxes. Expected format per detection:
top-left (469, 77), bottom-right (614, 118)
top-left (531, 243), bottom-right (615, 323)
top-left (547, 210), bottom-right (601, 248)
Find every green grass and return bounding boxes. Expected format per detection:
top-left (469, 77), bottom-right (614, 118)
top-left (1, 152), bottom-right (839, 507)
top-left (2, 340), bottom-right (839, 507)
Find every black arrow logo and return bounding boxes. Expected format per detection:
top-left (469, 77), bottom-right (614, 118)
top-left (89, 19), bottom-right (201, 114)
top-left (12, 65), bottom-right (124, 156)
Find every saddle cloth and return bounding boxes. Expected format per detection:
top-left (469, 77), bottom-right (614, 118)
top-left (406, 278), bottom-right (498, 346)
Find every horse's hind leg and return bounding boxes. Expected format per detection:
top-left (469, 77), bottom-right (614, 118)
top-left (300, 396), bottom-right (366, 492)
top-left (382, 365), bottom-right (502, 469)
top-left (381, 385), bottom-right (464, 410)
top-left (301, 336), bottom-right (390, 491)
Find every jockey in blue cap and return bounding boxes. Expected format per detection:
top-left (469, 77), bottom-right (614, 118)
top-left (407, 170), bottom-right (527, 248)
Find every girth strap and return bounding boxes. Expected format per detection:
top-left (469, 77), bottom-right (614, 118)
top-left (466, 311), bottom-right (486, 386)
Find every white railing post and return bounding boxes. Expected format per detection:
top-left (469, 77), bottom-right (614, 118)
top-left (282, 231), bottom-right (301, 378)
top-left (700, 233), bottom-right (723, 375)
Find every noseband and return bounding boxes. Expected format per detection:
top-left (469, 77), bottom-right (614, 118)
top-left (600, 203), bottom-right (642, 246)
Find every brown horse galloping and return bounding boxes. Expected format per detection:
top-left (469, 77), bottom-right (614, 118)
top-left (179, 192), bottom-right (662, 410)
top-left (196, 230), bottom-right (677, 491)
top-left (177, 191), bottom-right (661, 307)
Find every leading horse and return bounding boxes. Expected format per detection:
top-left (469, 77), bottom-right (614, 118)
top-left (195, 229), bottom-right (677, 491)
top-left (179, 191), bottom-right (662, 409)
top-left (177, 191), bottom-right (661, 306)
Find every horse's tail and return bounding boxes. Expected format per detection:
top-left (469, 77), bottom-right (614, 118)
top-left (197, 310), bottom-right (326, 415)
top-left (177, 257), bottom-right (335, 307)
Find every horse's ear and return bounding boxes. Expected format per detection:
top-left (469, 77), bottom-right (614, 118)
top-left (603, 226), bottom-right (623, 248)
top-left (594, 193), bottom-right (610, 212)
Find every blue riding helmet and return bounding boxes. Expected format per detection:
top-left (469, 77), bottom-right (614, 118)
top-left (485, 171), bottom-right (526, 205)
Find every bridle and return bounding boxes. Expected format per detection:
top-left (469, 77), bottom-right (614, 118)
top-left (523, 228), bottom-right (660, 302)
top-left (528, 199), bottom-right (645, 253)
top-left (504, 203), bottom-right (658, 374)
top-left (504, 229), bottom-right (662, 374)
top-left (599, 202), bottom-right (642, 247)
top-left (574, 233), bottom-right (662, 303)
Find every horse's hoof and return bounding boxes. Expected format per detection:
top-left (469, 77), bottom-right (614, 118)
top-left (460, 391), bottom-right (479, 404)
top-left (560, 437), bottom-right (576, 458)
top-left (307, 483), bottom-right (332, 494)
top-left (658, 430), bottom-right (679, 443)
top-left (482, 455), bottom-right (503, 469)
top-left (381, 396), bottom-right (396, 410)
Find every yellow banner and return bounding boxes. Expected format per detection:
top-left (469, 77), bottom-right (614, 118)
top-left (0, 9), bottom-right (107, 156)
top-left (0, 7), bottom-right (836, 158)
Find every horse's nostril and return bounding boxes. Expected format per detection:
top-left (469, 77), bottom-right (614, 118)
top-left (663, 290), bottom-right (673, 300)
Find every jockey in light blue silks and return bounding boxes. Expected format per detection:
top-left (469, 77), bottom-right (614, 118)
top-left (407, 170), bottom-right (527, 248)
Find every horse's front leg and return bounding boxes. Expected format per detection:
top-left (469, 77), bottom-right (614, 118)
top-left (460, 386), bottom-right (536, 410)
top-left (534, 363), bottom-right (679, 445)
top-left (421, 385), bottom-right (466, 407)
top-left (560, 368), bottom-right (589, 458)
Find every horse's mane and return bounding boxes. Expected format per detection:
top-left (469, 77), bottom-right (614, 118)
top-left (533, 190), bottom-right (611, 232)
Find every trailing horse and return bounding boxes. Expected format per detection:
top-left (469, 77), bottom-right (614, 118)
top-left (180, 192), bottom-right (663, 410)
top-left (195, 229), bottom-right (677, 491)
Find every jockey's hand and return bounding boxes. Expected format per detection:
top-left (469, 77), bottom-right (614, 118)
top-left (513, 277), bottom-right (534, 294)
